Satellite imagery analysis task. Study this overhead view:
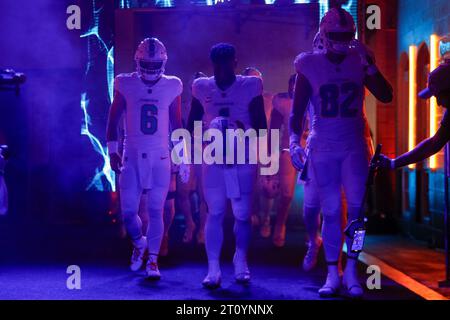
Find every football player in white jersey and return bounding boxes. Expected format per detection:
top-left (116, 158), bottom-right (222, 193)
top-left (106, 38), bottom-right (184, 280)
top-left (188, 43), bottom-right (267, 289)
top-left (289, 8), bottom-right (392, 298)
top-left (300, 32), bottom-right (374, 273)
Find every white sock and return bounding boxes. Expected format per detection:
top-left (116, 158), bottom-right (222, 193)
top-left (146, 207), bottom-right (164, 255)
top-left (234, 219), bottom-right (251, 258)
top-left (321, 212), bottom-right (342, 263)
top-left (205, 213), bottom-right (225, 262)
top-left (324, 265), bottom-right (341, 288)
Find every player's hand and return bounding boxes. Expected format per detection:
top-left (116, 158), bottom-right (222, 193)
top-left (109, 153), bottom-right (122, 174)
top-left (179, 163), bottom-right (190, 184)
top-left (290, 143), bottom-right (307, 171)
top-left (351, 39), bottom-right (376, 66)
top-left (374, 154), bottom-right (394, 170)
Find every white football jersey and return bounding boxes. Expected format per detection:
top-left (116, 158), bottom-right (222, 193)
top-left (295, 51), bottom-right (366, 151)
top-left (192, 75), bottom-right (263, 129)
top-left (114, 72), bottom-right (183, 151)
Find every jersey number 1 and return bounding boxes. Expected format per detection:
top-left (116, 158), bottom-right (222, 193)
top-left (141, 104), bottom-right (158, 135)
top-left (320, 82), bottom-right (359, 118)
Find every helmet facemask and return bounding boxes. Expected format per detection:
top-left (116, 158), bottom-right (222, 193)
top-left (319, 8), bottom-right (356, 56)
top-left (325, 31), bottom-right (355, 55)
top-left (136, 59), bottom-right (166, 81)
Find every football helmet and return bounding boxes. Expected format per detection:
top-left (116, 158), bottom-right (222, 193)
top-left (135, 38), bottom-right (167, 81)
top-left (319, 8), bottom-right (356, 55)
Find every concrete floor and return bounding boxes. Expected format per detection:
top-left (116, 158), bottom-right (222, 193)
top-left (0, 218), bottom-right (421, 300)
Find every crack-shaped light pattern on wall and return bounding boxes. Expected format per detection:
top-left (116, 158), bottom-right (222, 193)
top-left (80, 0), bottom-right (116, 191)
top-left (81, 93), bottom-right (116, 191)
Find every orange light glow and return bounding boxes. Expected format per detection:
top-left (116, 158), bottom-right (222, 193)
top-left (429, 34), bottom-right (440, 170)
top-left (409, 45), bottom-right (417, 169)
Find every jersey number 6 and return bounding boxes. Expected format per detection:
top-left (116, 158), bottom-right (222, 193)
top-left (320, 82), bottom-right (359, 118)
top-left (141, 104), bottom-right (158, 135)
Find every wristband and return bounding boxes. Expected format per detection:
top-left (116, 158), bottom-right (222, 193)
top-left (107, 141), bottom-right (119, 155)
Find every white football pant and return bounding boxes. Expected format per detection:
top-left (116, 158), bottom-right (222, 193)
top-left (308, 148), bottom-right (369, 261)
top-left (203, 164), bottom-right (257, 263)
top-left (120, 147), bottom-right (170, 255)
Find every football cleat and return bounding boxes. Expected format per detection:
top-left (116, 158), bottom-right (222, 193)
top-left (202, 262), bottom-right (222, 289)
top-left (302, 237), bottom-right (323, 272)
top-left (130, 236), bottom-right (147, 272)
top-left (146, 254), bottom-right (161, 280)
top-left (342, 279), bottom-right (364, 299)
top-left (343, 262), bottom-right (364, 299)
top-left (318, 273), bottom-right (342, 298)
top-left (233, 253), bottom-right (251, 284)
top-left (319, 8), bottom-right (356, 55)
top-left (202, 273), bottom-right (222, 290)
top-left (135, 37), bottom-right (167, 82)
